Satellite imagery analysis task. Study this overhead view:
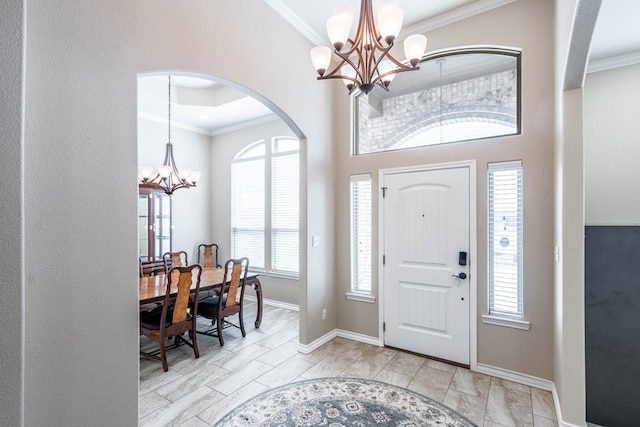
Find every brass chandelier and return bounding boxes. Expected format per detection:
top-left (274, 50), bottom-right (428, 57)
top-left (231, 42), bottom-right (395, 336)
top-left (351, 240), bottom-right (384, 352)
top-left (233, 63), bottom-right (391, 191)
top-left (138, 75), bottom-right (200, 195)
top-left (310, 0), bottom-right (427, 94)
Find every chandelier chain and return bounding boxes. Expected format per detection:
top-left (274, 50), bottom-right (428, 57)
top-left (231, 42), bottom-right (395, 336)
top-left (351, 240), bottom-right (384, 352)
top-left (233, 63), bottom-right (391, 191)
top-left (168, 75), bottom-right (171, 145)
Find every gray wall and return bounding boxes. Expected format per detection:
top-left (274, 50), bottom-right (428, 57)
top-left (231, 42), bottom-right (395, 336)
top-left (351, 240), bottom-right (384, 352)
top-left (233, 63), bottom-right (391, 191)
top-left (336, 0), bottom-right (555, 381)
top-left (10, 1), bottom-right (334, 425)
top-left (0, 1), bottom-right (25, 425)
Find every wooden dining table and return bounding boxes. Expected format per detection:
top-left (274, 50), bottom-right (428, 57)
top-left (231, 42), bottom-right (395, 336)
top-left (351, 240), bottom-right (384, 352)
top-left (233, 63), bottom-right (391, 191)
top-left (139, 267), bottom-right (263, 328)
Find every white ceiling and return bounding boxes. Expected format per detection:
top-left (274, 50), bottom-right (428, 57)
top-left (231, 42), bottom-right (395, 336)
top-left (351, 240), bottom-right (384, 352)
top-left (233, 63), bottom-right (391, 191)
top-left (138, 0), bottom-right (640, 135)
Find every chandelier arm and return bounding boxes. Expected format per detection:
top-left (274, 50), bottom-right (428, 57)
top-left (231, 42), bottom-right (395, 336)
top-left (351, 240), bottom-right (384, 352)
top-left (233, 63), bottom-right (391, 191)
top-left (318, 52), bottom-right (363, 86)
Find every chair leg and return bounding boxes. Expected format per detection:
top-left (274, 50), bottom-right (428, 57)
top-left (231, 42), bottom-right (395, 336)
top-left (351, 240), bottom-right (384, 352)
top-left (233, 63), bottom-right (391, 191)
top-left (239, 312), bottom-right (246, 337)
top-left (216, 314), bottom-right (224, 346)
top-left (160, 337), bottom-right (168, 372)
top-left (190, 329), bottom-right (200, 359)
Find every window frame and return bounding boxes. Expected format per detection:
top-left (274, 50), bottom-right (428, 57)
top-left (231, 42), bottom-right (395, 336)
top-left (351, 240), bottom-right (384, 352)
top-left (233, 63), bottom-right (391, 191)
top-left (352, 47), bottom-right (522, 156)
top-left (347, 174), bottom-right (375, 303)
top-left (482, 160), bottom-right (530, 330)
top-left (230, 137), bottom-right (299, 278)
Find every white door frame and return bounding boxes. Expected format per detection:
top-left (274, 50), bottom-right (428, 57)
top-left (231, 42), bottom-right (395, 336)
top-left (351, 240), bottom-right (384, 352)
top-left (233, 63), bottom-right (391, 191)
top-left (378, 160), bottom-right (478, 369)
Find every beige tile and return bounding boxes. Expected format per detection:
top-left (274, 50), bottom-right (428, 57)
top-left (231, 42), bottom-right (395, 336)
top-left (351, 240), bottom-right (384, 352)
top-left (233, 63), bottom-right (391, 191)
top-left (360, 345), bottom-right (398, 365)
top-left (299, 353), bottom-right (357, 379)
top-left (155, 363), bottom-right (229, 402)
top-left (407, 365), bottom-right (454, 401)
top-left (450, 367), bottom-right (491, 399)
top-left (255, 340), bottom-right (299, 366)
top-left (424, 358), bottom-right (458, 373)
top-left (485, 383), bottom-right (533, 426)
top-left (385, 351), bottom-right (426, 377)
top-left (531, 388), bottom-right (556, 420)
top-left (208, 359), bottom-right (272, 395)
top-left (374, 368), bottom-right (413, 388)
top-left (216, 343), bottom-right (270, 371)
top-left (442, 388), bottom-right (487, 426)
top-left (344, 358), bottom-right (385, 379)
top-left (254, 356), bottom-right (315, 388)
top-left (139, 391), bottom-right (171, 419)
top-left (492, 377), bottom-right (532, 394)
top-left (178, 416), bottom-right (212, 427)
top-left (534, 414), bottom-right (558, 427)
top-left (139, 386), bottom-right (224, 427)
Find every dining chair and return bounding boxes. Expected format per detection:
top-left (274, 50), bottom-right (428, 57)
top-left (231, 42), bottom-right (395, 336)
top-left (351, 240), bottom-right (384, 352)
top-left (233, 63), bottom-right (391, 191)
top-left (197, 243), bottom-right (221, 269)
top-left (140, 264), bottom-right (202, 372)
top-left (196, 257), bottom-right (249, 346)
top-left (162, 250), bottom-right (188, 273)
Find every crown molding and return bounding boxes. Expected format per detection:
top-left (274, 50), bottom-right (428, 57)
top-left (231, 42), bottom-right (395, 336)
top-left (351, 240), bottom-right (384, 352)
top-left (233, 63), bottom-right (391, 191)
top-left (267, 0), bottom-right (516, 47)
top-left (401, 0), bottom-right (517, 37)
top-left (265, 0), bottom-right (326, 46)
top-left (587, 51), bottom-right (640, 73)
top-left (138, 112), bottom-right (212, 136)
top-left (139, 112), bottom-right (280, 137)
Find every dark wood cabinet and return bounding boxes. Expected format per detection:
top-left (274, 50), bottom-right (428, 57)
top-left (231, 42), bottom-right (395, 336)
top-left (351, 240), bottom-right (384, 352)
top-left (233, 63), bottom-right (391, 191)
top-left (138, 187), bottom-right (172, 259)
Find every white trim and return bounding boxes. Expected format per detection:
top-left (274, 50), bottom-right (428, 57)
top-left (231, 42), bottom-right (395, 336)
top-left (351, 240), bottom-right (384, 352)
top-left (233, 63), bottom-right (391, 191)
top-left (264, 0), bottom-right (326, 47)
top-left (345, 292), bottom-right (376, 303)
top-left (551, 385), bottom-right (586, 427)
top-left (244, 295), bottom-right (299, 312)
top-left (587, 51), bottom-right (640, 74)
top-left (401, 0), bottom-right (517, 38)
top-left (297, 328), bottom-right (382, 355)
top-left (336, 329), bottom-right (382, 347)
top-left (378, 160), bottom-right (478, 369)
top-left (267, 0), bottom-right (516, 47)
top-left (481, 314), bottom-right (531, 330)
top-left (475, 363), bottom-right (553, 391)
top-left (297, 329), bottom-right (337, 354)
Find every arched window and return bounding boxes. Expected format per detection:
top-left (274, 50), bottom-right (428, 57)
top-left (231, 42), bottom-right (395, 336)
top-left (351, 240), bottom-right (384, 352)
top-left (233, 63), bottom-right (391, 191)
top-left (354, 48), bottom-right (520, 155)
top-left (231, 137), bottom-right (299, 275)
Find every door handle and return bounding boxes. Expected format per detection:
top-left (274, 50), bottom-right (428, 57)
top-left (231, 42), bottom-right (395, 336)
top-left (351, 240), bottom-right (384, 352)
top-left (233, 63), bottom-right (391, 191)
top-left (451, 272), bottom-right (467, 280)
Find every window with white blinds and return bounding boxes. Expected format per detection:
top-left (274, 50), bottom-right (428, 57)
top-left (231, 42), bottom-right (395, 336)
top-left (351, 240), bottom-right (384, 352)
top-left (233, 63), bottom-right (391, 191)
top-left (231, 150), bottom-right (265, 269)
top-left (231, 137), bottom-right (299, 276)
top-left (350, 174), bottom-right (372, 293)
top-left (488, 161), bottom-right (523, 318)
top-left (271, 143), bottom-right (299, 274)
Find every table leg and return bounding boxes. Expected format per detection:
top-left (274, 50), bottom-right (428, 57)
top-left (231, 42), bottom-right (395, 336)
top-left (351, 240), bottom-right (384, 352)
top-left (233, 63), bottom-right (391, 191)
top-left (252, 277), bottom-right (263, 328)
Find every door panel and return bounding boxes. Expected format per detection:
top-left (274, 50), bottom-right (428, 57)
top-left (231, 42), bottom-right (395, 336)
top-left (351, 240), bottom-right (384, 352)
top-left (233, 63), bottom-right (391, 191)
top-left (383, 166), bottom-right (470, 365)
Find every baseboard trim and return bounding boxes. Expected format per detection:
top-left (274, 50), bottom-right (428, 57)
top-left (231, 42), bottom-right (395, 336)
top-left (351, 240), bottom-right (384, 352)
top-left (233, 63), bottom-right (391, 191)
top-left (475, 363), bottom-right (553, 391)
top-left (297, 330), bottom-right (338, 354)
top-left (244, 295), bottom-right (299, 312)
top-left (551, 386), bottom-right (586, 427)
top-left (297, 328), bottom-right (381, 354)
top-left (335, 329), bottom-right (382, 347)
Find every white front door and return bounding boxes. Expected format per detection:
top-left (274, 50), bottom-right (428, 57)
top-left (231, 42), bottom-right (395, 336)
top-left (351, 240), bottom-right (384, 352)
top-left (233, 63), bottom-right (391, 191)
top-left (383, 166), bottom-right (471, 365)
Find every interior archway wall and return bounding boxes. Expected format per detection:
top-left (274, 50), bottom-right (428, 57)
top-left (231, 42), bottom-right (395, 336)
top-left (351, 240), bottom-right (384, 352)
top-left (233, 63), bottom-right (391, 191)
top-left (18, 1), bottom-right (336, 425)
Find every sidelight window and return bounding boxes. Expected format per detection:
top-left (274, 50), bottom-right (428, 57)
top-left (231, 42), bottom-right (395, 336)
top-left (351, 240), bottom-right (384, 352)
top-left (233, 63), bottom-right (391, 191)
top-left (487, 161), bottom-right (524, 321)
top-left (349, 174), bottom-right (372, 295)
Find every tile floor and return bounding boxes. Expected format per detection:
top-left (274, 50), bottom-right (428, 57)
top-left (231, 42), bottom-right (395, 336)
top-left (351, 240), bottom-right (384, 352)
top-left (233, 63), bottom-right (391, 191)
top-left (139, 303), bottom-right (558, 426)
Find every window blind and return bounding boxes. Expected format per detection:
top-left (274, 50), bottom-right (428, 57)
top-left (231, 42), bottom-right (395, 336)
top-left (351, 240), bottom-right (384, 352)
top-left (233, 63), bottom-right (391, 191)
top-left (488, 161), bottom-right (523, 317)
top-left (271, 150), bottom-right (299, 274)
top-left (350, 174), bottom-right (372, 293)
top-left (231, 157), bottom-right (265, 269)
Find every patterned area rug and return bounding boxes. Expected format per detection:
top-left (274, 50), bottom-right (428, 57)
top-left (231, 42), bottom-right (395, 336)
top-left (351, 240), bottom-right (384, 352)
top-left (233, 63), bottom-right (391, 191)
top-left (214, 377), bottom-right (478, 426)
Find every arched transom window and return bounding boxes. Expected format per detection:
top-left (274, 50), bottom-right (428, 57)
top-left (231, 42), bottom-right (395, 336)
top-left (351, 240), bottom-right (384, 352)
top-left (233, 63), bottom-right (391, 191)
top-left (354, 48), bottom-right (520, 155)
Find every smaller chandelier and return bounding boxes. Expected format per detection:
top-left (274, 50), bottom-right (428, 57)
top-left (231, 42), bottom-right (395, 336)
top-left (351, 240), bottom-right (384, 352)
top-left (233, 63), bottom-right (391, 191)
top-left (138, 75), bottom-right (201, 195)
top-left (310, 0), bottom-right (427, 95)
